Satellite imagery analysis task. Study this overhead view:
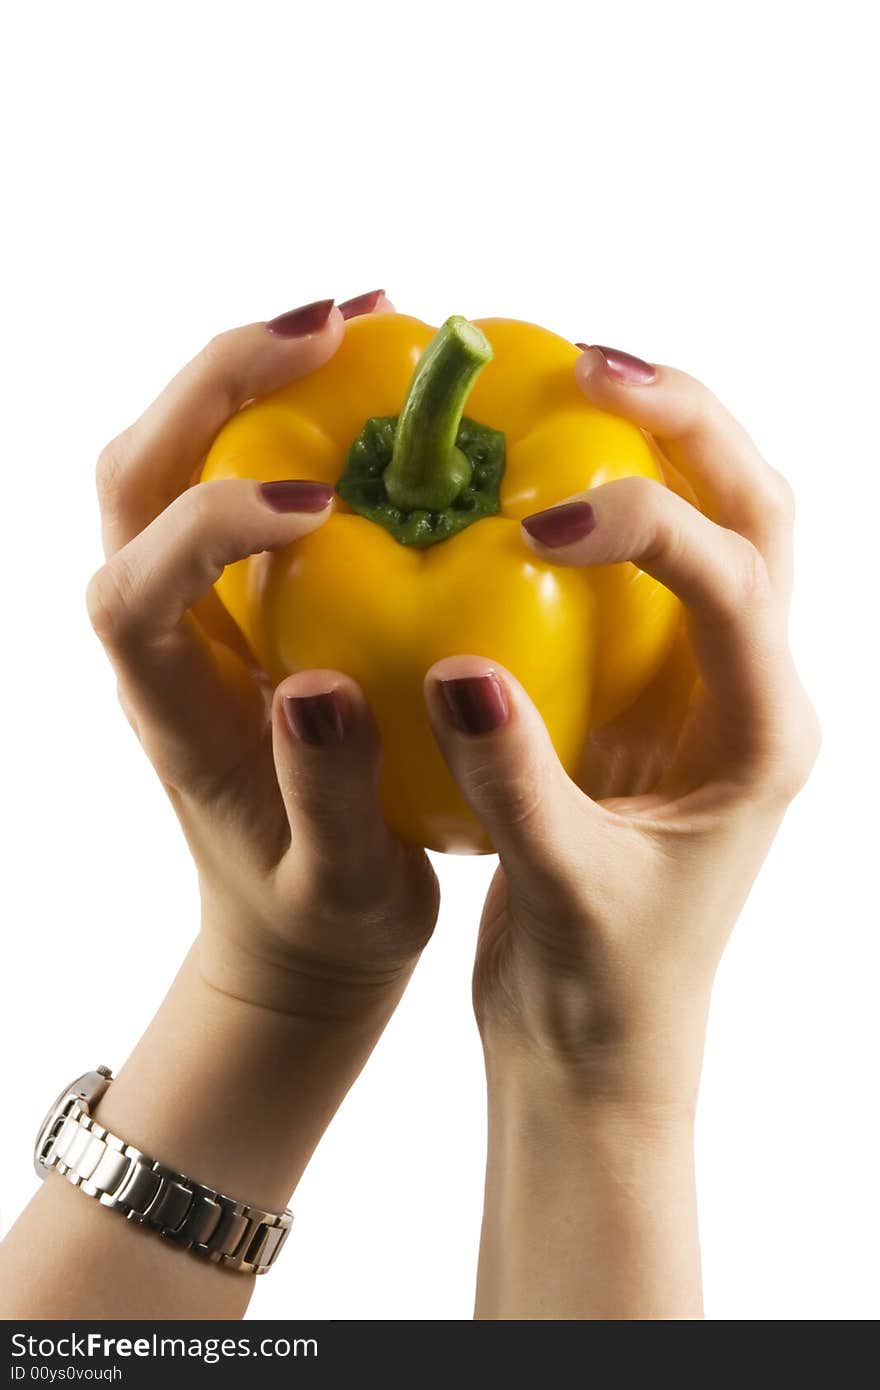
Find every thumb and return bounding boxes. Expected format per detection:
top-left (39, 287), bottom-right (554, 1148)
top-left (423, 657), bottom-right (587, 871)
top-left (272, 670), bottom-right (401, 891)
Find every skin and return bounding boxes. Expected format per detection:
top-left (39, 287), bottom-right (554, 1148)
top-left (0, 292), bottom-right (441, 1319)
top-left (0, 312), bottom-right (817, 1321)
top-left (423, 347), bottom-right (819, 1319)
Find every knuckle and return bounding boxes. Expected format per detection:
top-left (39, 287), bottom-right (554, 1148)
top-left (197, 331), bottom-right (230, 369)
top-left (95, 435), bottom-right (130, 500)
top-left (175, 480), bottom-right (234, 567)
top-left (665, 375), bottom-right (727, 441)
top-left (626, 475), bottom-right (667, 511)
top-left (763, 469), bottom-right (796, 526)
top-left (762, 701), bottom-right (822, 804)
top-left (86, 561), bottom-right (136, 645)
top-left (725, 536), bottom-right (772, 615)
top-left (197, 332), bottom-right (242, 409)
top-left (764, 749), bottom-right (816, 804)
top-left (619, 477), bottom-right (671, 558)
top-left (180, 479), bottom-right (215, 530)
top-left (466, 758), bottom-right (547, 830)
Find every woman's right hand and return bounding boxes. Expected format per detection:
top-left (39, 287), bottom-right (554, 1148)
top-left (87, 292), bottom-right (439, 1019)
top-left (0, 293), bottom-right (445, 1323)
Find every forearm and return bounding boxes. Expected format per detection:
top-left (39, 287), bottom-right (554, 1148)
top-left (475, 1060), bottom-right (702, 1321)
top-left (0, 941), bottom-right (406, 1319)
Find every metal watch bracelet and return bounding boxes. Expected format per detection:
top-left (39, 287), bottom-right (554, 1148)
top-left (34, 1068), bottom-right (292, 1275)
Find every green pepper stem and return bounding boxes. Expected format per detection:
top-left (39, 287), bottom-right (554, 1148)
top-left (383, 316), bottom-right (492, 512)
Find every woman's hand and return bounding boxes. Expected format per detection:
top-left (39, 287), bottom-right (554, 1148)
top-left (427, 343), bottom-right (817, 1100)
top-left (0, 293), bottom-right (443, 1322)
top-left (87, 292), bottom-right (439, 1018)
top-left (423, 345), bottom-right (819, 1318)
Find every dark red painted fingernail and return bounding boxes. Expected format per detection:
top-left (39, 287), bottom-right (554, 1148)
top-left (438, 674), bottom-right (509, 736)
top-left (522, 500), bottom-right (596, 548)
top-left (589, 345), bottom-right (656, 384)
top-left (283, 689), bottom-right (351, 746)
top-left (339, 288), bottom-right (385, 320)
top-left (259, 480), bottom-right (334, 512)
top-left (266, 298), bottom-right (335, 337)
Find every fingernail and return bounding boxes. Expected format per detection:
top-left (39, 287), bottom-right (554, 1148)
top-left (339, 288), bottom-right (385, 320)
top-left (259, 480), bottom-right (334, 512)
top-left (522, 500), bottom-right (596, 548)
top-left (266, 298), bottom-right (335, 337)
top-left (439, 674), bottom-right (509, 736)
top-left (283, 689), bottom-right (351, 746)
top-left (589, 345), bottom-right (656, 384)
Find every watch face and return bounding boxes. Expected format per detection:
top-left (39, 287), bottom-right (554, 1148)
top-left (34, 1081), bottom-right (78, 1177)
top-left (33, 1070), bottom-right (112, 1179)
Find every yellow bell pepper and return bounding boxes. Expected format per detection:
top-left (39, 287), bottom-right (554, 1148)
top-left (201, 312), bottom-right (680, 852)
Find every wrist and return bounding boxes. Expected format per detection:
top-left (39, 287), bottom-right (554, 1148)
top-left (475, 918), bottom-right (715, 1113)
top-left (480, 997), bottom-right (710, 1119)
top-left (483, 1046), bottom-right (699, 1135)
top-left (95, 944), bottom-right (405, 1213)
top-left (477, 1062), bottom-right (701, 1320)
top-left (197, 910), bottom-right (418, 1026)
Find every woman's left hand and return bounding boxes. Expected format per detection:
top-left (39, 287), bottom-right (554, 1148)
top-left (422, 344), bottom-right (818, 1318)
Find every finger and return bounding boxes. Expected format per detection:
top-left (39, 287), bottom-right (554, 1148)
top-left (272, 670), bottom-right (403, 883)
top-left (424, 656), bottom-right (587, 871)
top-left (186, 296), bottom-right (395, 662)
top-left (521, 478), bottom-right (785, 735)
top-left (87, 478), bottom-right (335, 779)
top-left (98, 299), bottom-right (344, 552)
top-left (574, 345), bottom-right (795, 589)
top-left (339, 288), bottom-right (395, 318)
top-left (88, 477), bottom-right (333, 655)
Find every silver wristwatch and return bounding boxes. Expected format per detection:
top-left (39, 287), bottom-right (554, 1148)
top-left (34, 1068), bottom-right (292, 1275)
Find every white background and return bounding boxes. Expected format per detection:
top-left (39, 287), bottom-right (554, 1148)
top-left (1, 1), bottom-right (877, 1321)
